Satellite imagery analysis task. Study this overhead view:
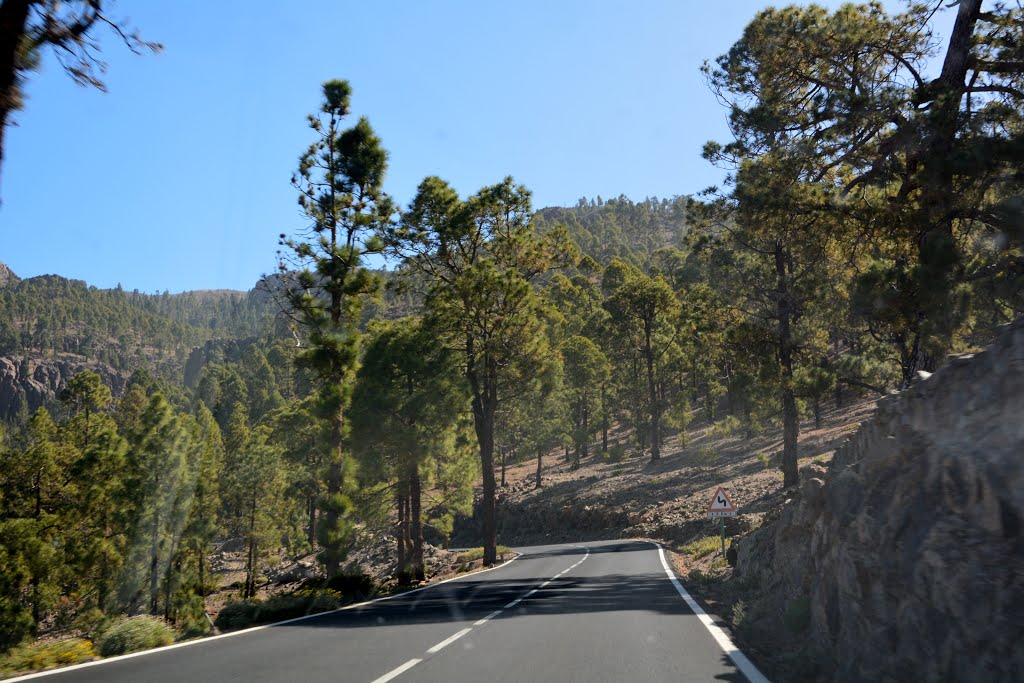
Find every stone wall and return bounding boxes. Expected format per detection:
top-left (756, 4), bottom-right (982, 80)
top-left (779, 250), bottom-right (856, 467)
top-left (736, 319), bottom-right (1024, 681)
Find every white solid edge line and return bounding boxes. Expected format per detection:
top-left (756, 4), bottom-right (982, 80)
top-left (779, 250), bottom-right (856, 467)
top-left (3, 554), bottom-right (520, 683)
top-left (653, 542), bottom-right (771, 683)
top-left (424, 627), bottom-right (473, 654)
top-left (368, 658), bottom-right (422, 683)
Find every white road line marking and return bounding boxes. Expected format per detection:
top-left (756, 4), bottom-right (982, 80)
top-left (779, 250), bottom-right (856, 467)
top-left (425, 627), bottom-right (473, 654)
top-left (369, 658), bottom-right (422, 683)
top-left (474, 609), bottom-right (502, 626)
top-left (369, 544), bottom-right (593, 683)
top-left (653, 542), bottom-right (770, 683)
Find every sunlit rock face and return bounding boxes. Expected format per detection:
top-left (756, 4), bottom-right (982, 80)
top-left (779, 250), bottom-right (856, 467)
top-left (0, 355), bottom-right (129, 419)
top-left (0, 261), bottom-right (18, 287)
top-left (737, 318), bottom-right (1024, 682)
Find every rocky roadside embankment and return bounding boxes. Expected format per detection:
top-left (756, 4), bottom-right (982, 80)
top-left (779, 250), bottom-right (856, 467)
top-left (736, 319), bottom-right (1024, 682)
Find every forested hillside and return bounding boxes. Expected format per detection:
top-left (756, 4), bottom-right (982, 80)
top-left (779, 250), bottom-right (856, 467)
top-left (534, 195), bottom-right (690, 267)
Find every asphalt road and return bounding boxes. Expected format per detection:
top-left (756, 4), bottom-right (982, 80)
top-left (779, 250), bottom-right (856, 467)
top-left (15, 540), bottom-right (766, 683)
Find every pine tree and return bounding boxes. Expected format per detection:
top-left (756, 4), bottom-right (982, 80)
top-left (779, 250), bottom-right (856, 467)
top-left (603, 269), bottom-right (680, 461)
top-left (351, 317), bottom-right (469, 583)
top-left (561, 336), bottom-right (610, 469)
top-left (276, 80), bottom-right (394, 577)
top-left (390, 176), bottom-right (574, 565)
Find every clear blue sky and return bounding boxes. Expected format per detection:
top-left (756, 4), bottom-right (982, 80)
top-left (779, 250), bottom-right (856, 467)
top-left (0, 1), bottom-right (951, 293)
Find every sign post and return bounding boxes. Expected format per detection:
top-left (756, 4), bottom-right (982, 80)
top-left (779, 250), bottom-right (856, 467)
top-left (706, 486), bottom-right (737, 558)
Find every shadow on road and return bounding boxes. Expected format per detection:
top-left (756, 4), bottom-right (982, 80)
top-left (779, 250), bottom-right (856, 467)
top-left (275, 541), bottom-right (701, 630)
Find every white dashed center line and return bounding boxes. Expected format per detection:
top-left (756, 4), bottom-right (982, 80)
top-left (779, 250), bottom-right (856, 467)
top-left (368, 546), bottom-right (590, 683)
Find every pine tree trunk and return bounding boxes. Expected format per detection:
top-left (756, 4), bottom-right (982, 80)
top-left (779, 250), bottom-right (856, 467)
top-left (164, 562), bottom-right (172, 620)
top-left (776, 240), bottom-right (799, 488)
top-left (396, 494), bottom-right (407, 583)
top-left (322, 413), bottom-right (345, 578)
top-left (500, 446), bottom-right (506, 487)
top-left (150, 506), bottom-right (160, 614)
top-left (468, 342), bottom-right (499, 567)
top-left (307, 494), bottom-right (316, 548)
top-left (479, 406), bottom-right (497, 566)
top-left (410, 466), bottom-right (424, 583)
top-left (644, 319), bottom-right (661, 461)
top-left (245, 495), bottom-right (257, 599)
top-left (30, 577), bottom-right (39, 629)
top-left (198, 545), bottom-right (205, 601)
top-left (535, 448), bottom-right (542, 489)
top-left (814, 398), bottom-right (821, 429)
top-left (601, 383), bottom-right (608, 453)
top-left (582, 407), bottom-right (589, 460)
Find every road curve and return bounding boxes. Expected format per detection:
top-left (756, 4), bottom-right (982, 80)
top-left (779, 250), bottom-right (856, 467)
top-left (11, 540), bottom-right (766, 683)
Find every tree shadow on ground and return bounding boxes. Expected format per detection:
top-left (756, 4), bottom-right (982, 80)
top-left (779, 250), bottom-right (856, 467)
top-left (276, 542), bottom-right (703, 630)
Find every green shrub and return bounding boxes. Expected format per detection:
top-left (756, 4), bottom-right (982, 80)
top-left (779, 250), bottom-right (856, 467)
top-left (71, 607), bottom-right (111, 640)
top-left (176, 614), bottom-right (212, 640)
top-left (455, 545), bottom-right (512, 564)
top-left (1, 638), bottom-right (95, 673)
top-left (214, 590), bottom-right (345, 632)
top-left (709, 416), bottom-right (741, 439)
top-left (324, 573), bottom-right (372, 598)
top-left (689, 445), bottom-right (718, 469)
top-left (96, 616), bottom-right (175, 657)
top-left (608, 443), bottom-right (628, 463)
top-left (682, 535), bottom-right (724, 560)
top-left (687, 568), bottom-right (707, 584)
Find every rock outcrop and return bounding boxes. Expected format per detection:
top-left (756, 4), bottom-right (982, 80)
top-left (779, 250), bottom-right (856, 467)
top-left (0, 355), bottom-right (129, 418)
top-left (736, 319), bottom-right (1024, 682)
top-left (0, 261), bottom-right (18, 287)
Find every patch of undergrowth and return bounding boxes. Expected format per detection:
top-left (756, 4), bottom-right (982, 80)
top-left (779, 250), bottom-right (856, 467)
top-left (455, 545), bottom-right (512, 564)
top-left (96, 616), bottom-right (175, 657)
top-left (0, 638), bottom-right (95, 674)
top-left (687, 568), bottom-right (707, 584)
top-left (682, 535), bottom-right (727, 560)
top-left (215, 591), bottom-right (342, 632)
top-left (607, 443), bottom-right (629, 463)
top-left (688, 445), bottom-right (719, 469)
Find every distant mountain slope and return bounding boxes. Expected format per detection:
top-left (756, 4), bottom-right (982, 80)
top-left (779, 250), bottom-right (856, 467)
top-left (534, 195), bottom-right (691, 266)
top-left (0, 269), bottom-right (281, 419)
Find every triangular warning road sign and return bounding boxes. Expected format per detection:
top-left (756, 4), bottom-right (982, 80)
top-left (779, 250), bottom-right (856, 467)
top-left (706, 486), bottom-right (736, 512)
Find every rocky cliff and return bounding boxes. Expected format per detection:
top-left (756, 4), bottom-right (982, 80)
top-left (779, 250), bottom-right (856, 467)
top-left (736, 319), bottom-right (1024, 681)
top-left (0, 261), bottom-right (18, 287)
top-left (0, 355), bottom-right (130, 419)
